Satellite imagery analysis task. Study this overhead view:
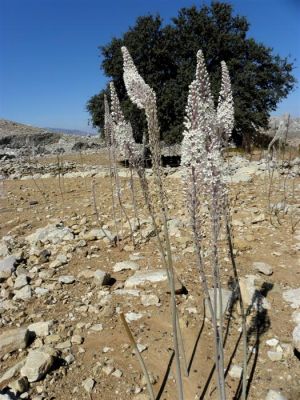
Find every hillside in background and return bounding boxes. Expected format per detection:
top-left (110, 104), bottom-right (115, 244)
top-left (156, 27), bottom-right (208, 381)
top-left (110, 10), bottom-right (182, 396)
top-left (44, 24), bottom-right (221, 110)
top-left (45, 127), bottom-right (98, 136)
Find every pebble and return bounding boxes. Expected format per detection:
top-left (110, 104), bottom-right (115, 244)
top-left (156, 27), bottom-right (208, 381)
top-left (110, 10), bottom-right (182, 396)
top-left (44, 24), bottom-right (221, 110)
top-left (82, 377), bottom-right (95, 393)
top-left (58, 275), bottom-right (75, 284)
top-left (265, 389), bottom-right (287, 400)
top-left (253, 262), bottom-right (273, 276)
top-left (113, 261), bottom-right (140, 272)
top-left (229, 365), bottom-right (243, 379)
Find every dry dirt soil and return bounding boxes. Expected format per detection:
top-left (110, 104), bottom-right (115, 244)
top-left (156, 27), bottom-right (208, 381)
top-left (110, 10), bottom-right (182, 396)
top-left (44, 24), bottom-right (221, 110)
top-left (0, 150), bottom-right (300, 400)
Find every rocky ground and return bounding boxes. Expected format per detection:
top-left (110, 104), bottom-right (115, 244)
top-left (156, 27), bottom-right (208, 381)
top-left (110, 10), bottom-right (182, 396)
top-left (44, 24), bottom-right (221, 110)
top-left (0, 148), bottom-right (300, 400)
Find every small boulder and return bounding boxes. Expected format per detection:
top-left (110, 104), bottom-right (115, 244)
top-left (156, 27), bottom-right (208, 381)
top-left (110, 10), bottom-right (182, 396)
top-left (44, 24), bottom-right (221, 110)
top-left (21, 350), bottom-right (54, 382)
top-left (28, 321), bottom-right (53, 337)
top-left (0, 256), bottom-right (16, 280)
top-left (94, 270), bottom-right (111, 286)
top-left (13, 285), bottom-right (32, 301)
top-left (14, 274), bottom-right (28, 290)
top-left (283, 288), bottom-right (300, 309)
top-left (0, 328), bottom-right (30, 356)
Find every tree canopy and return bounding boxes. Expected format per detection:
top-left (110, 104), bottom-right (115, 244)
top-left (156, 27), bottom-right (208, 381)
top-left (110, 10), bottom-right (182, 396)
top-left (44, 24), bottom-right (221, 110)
top-left (87, 2), bottom-right (296, 146)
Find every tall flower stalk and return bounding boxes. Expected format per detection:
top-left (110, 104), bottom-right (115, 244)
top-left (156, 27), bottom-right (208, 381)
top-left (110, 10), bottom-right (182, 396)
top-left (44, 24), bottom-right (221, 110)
top-left (121, 46), bottom-right (185, 400)
top-left (181, 49), bottom-right (226, 399)
top-left (217, 60), bottom-right (247, 400)
top-left (104, 94), bottom-right (120, 246)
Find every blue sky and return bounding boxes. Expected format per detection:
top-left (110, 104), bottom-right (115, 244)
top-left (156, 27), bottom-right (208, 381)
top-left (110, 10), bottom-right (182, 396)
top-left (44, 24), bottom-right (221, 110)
top-left (0, 0), bottom-right (299, 132)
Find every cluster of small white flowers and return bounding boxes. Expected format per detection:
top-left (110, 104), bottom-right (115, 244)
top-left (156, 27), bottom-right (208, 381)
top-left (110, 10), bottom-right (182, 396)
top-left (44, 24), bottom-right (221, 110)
top-left (181, 50), bottom-right (216, 179)
top-left (121, 46), bottom-right (156, 110)
top-left (104, 94), bottom-right (114, 146)
top-left (217, 61), bottom-right (234, 143)
top-left (108, 81), bottom-right (141, 161)
top-left (181, 50), bottom-right (234, 224)
top-left (109, 81), bottom-right (125, 125)
top-left (121, 46), bottom-right (161, 170)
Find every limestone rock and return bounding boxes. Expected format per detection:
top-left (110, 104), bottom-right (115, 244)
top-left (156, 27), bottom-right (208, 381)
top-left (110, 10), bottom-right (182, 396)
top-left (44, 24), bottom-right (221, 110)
top-left (141, 294), bottom-right (160, 307)
top-left (0, 256), bottom-right (16, 280)
top-left (283, 288), bottom-right (300, 309)
top-left (28, 321), bottom-right (53, 337)
top-left (125, 312), bottom-right (143, 322)
top-left (14, 274), bottom-right (28, 290)
top-left (26, 223), bottom-right (74, 245)
top-left (82, 377), bottom-right (95, 393)
top-left (94, 270), bottom-right (111, 286)
top-left (0, 360), bottom-right (26, 385)
top-left (13, 285), bottom-right (32, 301)
top-left (292, 324), bottom-right (300, 352)
top-left (229, 365), bottom-right (243, 379)
top-left (0, 328), bottom-right (30, 355)
top-left (21, 350), bottom-right (54, 382)
top-left (253, 262), bottom-right (273, 276)
top-left (124, 270), bottom-right (184, 294)
top-left (113, 261), bottom-right (140, 272)
top-left (265, 390), bottom-right (287, 400)
top-left (58, 275), bottom-right (75, 284)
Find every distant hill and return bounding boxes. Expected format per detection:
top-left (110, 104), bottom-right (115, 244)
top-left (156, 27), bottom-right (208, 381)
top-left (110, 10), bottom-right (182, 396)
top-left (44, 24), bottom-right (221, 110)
top-left (45, 127), bottom-right (98, 137)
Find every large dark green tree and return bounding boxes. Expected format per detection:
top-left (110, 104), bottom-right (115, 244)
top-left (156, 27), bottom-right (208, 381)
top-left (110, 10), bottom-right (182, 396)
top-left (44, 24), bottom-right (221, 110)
top-left (87, 2), bottom-right (296, 147)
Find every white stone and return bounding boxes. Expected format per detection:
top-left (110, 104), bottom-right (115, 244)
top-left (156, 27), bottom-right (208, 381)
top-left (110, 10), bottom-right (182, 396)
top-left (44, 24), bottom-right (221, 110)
top-left (292, 324), bottom-right (300, 352)
top-left (90, 324), bottom-right (103, 332)
top-left (82, 377), bottom-right (95, 393)
top-left (0, 242), bottom-right (9, 258)
top-left (94, 270), bottom-right (111, 285)
top-left (229, 365), bottom-right (243, 379)
top-left (267, 350), bottom-right (283, 361)
top-left (28, 321), bottom-right (53, 337)
top-left (13, 285), bottom-right (32, 301)
top-left (265, 389), bottom-right (287, 400)
top-left (253, 262), bottom-right (273, 276)
top-left (292, 310), bottom-right (300, 324)
top-left (21, 350), bottom-right (54, 382)
top-left (125, 312), bottom-right (143, 322)
top-left (49, 254), bottom-right (67, 269)
top-left (113, 261), bottom-right (140, 272)
top-left (125, 270), bottom-right (168, 288)
top-left (283, 288), bottom-right (300, 308)
top-left (0, 394), bottom-right (14, 400)
top-left (14, 274), bottom-right (28, 290)
top-left (266, 338), bottom-right (279, 347)
top-left (114, 289), bottom-right (140, 297)
top-left (0, 256), bottom-right (16, 280)
top-left (0, 360), bottom-right (25, 384)
top-left (26, 224), bottom-right (74, 245)
top-left (102, 365), bottom-right (114, 376)
top-left (141, 294), bottom-right (160, 307)
top-left (58, 275), bottom-right (75, 284)
top-left (112, 369), bottom-right (123, 378)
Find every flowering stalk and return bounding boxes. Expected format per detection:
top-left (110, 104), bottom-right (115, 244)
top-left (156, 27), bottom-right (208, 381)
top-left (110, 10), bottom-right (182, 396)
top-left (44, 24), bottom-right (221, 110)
top-left (109, 81), bottom-right (141, 240)
top-left (104, 94), bottom-right (120, 246)
top-left (122, 46), bottom-right (185, 399)
top-left (181, 50), bottom-right (230, 399)
top-left (217, 60), bottom-right (247, 400)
